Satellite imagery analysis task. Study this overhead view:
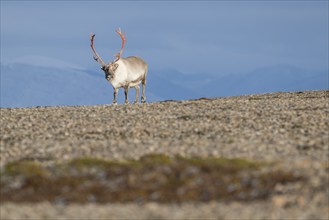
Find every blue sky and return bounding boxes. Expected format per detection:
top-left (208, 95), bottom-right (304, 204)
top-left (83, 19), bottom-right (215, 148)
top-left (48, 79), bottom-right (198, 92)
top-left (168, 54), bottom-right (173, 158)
top-left (1, 1), bottom-right (328, 76)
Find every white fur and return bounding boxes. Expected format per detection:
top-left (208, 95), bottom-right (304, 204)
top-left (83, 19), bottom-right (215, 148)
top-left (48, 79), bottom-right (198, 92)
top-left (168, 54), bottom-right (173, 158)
top-left (105, 56), bottom-right (148, 104)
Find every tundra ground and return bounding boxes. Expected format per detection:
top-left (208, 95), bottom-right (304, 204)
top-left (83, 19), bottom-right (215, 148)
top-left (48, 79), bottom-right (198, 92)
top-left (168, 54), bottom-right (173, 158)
top-left (0, 90), bottom-right (328, 219)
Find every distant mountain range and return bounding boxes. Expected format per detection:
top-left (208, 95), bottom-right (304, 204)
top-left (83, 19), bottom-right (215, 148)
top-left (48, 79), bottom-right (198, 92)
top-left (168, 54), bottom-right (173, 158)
top-left (200, 65), bottom-right (328, 97)
top-left (1, 61), bottom-right (327, 108)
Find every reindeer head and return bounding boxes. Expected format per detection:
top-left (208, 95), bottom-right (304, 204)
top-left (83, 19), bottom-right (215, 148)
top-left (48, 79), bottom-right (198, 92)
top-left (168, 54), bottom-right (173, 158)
top-left (102, 62), bottom-right (119, 81)
top-left (90, 28), bottom-right (126, 80)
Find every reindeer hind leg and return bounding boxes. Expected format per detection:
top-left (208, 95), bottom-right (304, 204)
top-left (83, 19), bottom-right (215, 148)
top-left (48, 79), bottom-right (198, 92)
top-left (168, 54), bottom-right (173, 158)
top-left (141, 79), bottom-right (146, 103)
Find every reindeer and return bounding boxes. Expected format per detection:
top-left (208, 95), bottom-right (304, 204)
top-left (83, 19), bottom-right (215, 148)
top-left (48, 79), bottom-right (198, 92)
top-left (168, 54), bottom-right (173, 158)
top-left (90, 28), bottom-right (148, 104)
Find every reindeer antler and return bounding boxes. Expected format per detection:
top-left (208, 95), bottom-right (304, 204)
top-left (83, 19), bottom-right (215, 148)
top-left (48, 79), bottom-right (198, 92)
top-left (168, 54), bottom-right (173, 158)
top-left (90, 32), bottom-right (106, 66)
top-left (113, 28), bottom-right (126, 62)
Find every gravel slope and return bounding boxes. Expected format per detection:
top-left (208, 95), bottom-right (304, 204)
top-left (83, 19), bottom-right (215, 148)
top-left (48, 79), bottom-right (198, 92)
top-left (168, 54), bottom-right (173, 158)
top-left (1, 90), bottom-right (328, 219)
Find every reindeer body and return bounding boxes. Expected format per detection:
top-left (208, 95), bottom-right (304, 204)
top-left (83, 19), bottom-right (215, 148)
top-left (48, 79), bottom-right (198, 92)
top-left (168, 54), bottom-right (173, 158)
top-left (108, 56), bottom-right (147, 88)
top-left (106, 56), bottom-right (148, 104)
top-left (90, 29), bottom-right (148, 104)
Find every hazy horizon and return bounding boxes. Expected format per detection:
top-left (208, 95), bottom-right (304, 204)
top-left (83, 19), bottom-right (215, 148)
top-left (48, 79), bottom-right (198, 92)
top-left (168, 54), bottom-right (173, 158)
top-left (1, 1), bottom-right (328, 107)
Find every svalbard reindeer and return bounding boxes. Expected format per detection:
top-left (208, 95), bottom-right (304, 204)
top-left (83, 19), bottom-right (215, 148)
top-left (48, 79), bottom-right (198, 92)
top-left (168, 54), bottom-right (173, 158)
top-left (90, 28), bottom-right (148, 104)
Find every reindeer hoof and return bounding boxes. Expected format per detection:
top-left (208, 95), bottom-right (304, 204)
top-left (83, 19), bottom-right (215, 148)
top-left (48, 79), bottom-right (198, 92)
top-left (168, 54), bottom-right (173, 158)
top-left (113, 102), bottom-right (118, 105)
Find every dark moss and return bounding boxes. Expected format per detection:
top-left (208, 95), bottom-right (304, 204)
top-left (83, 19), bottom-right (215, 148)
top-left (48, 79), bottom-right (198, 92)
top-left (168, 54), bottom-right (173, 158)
top-left (0, 154), bottom-right (304, 204)
top-left (177, 157), bottom-right (263, 171)
top-left (139, 154), bottom-right (172, 164)
top-left (69, 157), bottom-right (121, 168)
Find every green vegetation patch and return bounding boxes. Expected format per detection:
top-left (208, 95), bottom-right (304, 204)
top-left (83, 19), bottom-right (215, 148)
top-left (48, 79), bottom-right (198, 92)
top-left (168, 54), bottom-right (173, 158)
top-left (3, 160), bottom-right (49, 177)
top-left (0, 154), bottom-right (303, 204)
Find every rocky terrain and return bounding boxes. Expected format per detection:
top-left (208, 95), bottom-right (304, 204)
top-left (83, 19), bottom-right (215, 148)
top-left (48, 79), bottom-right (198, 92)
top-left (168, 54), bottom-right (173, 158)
top-left (0, 90), bottom-right (328, 219)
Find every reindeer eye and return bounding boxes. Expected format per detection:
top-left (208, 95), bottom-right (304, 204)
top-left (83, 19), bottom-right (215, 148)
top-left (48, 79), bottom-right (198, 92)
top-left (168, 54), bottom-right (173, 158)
top-left (101, 66), bottom-right (109, 71)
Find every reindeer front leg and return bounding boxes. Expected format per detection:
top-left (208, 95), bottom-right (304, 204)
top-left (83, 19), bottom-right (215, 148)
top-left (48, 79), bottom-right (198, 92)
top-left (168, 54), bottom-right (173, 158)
top-left (124, 86), bottom-right (129, 104)
top-left (113, 88), bottom-right (118, 105)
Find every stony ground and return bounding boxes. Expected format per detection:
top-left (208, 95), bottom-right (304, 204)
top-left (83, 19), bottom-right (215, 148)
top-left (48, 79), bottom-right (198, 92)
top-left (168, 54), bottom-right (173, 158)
top-left (0, 90), bottom-right (328, 219)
